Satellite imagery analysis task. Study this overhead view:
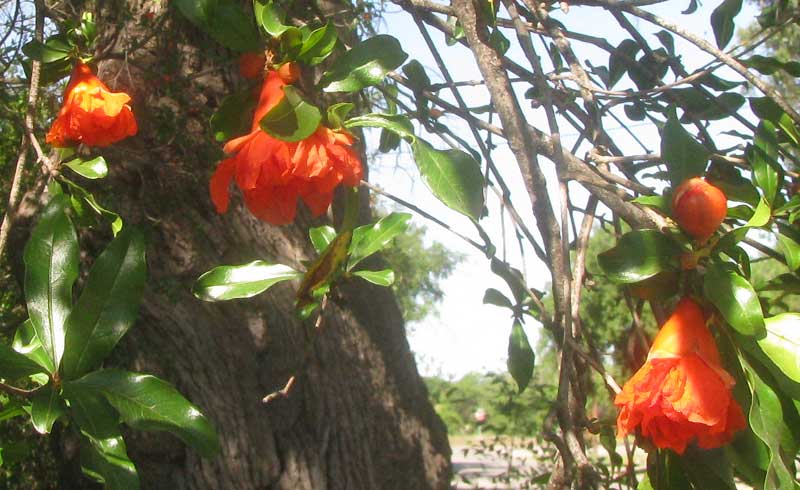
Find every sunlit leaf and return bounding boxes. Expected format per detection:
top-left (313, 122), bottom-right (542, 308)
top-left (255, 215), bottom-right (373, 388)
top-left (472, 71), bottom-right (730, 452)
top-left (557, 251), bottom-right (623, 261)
top-left (193, 261), bottom-right (301, 302)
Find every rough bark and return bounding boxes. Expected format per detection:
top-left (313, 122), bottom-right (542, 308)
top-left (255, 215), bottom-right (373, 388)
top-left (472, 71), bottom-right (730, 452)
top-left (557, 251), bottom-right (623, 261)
top-left (45, 1), bottom-right (451, 488)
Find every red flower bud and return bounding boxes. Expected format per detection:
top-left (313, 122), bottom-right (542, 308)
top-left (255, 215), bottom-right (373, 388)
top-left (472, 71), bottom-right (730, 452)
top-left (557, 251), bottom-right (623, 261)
top-left (277, 62), bottom-right (300, 84)
top-left (671, 177), bottom-right (727, 241)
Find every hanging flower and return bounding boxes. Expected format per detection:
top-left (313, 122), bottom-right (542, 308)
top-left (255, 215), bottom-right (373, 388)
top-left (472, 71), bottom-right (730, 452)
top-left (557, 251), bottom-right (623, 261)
top-left (210, 67), bottom-right (363, 225)
top-left (46, 62), bottom-right (138, 148)
top-left (615, 297), bottom-right (746, 454)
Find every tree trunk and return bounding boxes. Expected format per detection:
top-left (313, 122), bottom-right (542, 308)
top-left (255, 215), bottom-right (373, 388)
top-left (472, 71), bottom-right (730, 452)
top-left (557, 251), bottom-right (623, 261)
top-left (47, 1), bottom-right (451, 488)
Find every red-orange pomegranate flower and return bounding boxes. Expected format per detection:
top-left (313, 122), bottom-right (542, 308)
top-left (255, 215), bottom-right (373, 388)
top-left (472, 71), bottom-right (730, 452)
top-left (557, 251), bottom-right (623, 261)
top-left (210, 68), bottom-right (363, 225)
top-left (615, 297), bottom-right (746, 454)
top-left (46, 62), bottom-right (138, 148)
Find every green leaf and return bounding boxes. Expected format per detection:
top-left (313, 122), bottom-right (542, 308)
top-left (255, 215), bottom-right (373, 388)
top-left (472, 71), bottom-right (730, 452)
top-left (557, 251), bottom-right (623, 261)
top-left (253, 0), bottom-right (291, 37)
top-left (740, 356), bottom-right (800, 490)
top-left (206, 2), bottom-right (260, 52)
top-left (259, 86), bottom-right (321, 142)
top-left (64, 382), bottom-right (121, 440)
top-left (352, 269), bottom-right (395, 287)
top-left (22, 35), bottom-right (71, 63)
top-left (750, 121), bottom-right (783, 205)
top-left (710, 0), bottom-right (742, 49)
top-left (326, 103), bottom-right (355, 130)
top-left (749, 97), bottom-right (800, 146)
top-left (297, 22), bottom-right (338, 65)
top-left (745, 197), bottom-right (772, 228)
top-left (62, 178), bottom-right (124, 236)
top-left (174, 0), bottom-right (217, 28)
top-left (64, 156), bottom-right (108, 180)
top-left (70, 369), bottom-right (219, 457)
top-left (344, 113), bottom-right (415, 141)
top-left (759, 273), bottom-right (800, 293)
top-left (0, 343), bottom-right (45, 381)
top-left (210, 87), bottom-right (257, 142)
top-left (776, 225), bottom-right (800, 271)
top-left (743, 55), bottom-right (800, 77)
top-left (319, 35), bottom-right (408, 93)
top-left (12, 320), bottom-right (51, 373)
top-left (758, 313), bottom-right (800, 384)
top-left (661, 108), bottom-right (709, 187)
top-left (483, 288), bottom-right (513, 309)
top-left (309, 225), bottom-right (336, 254)
top-left (631, 194), bottom-right (670, 214)
top-left (608, 39), bottom-right (640, 88)
top-left (597, 230), bottom-right (682, 283)
top-left (62, 228), bottom-right (147, 380)
top-left (411, 139), bottom-right (485, 221)
top-left (703, 263), bottom-right (765, 337)
top-left (193, 261), bottom-right (301, 301)
top-left (707, 162), bottom-right (760, 206)
top-left (30, 385), bottom-right (66, 434)
top-left (80, 435), bottom-right (140, 490)
top-left (24, 195), bottom-right (78, 372)
top-left (507, 321), bottom-right (534, 393)
top-left (348, 213), bottom-right (412, 270)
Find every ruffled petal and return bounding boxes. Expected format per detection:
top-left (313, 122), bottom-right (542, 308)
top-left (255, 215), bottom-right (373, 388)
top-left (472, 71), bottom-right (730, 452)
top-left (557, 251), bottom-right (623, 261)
top-left (210, 158), bottom-right (237, 214)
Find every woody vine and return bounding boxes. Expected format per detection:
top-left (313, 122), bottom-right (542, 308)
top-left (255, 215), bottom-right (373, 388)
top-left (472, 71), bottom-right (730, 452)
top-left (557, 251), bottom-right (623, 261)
top-left (1, 0), bottom-right (799, 489)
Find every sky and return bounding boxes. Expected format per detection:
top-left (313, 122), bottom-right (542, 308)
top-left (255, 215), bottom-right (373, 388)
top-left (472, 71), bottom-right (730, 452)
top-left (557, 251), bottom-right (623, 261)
top-left (365, 1), bottom-right (761, 378)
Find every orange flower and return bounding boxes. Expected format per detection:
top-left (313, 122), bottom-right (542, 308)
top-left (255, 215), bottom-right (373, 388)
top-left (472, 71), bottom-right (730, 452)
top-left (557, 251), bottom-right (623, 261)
top-left (46, 62), bottom-right (137, 148)
top-left (615, 297), bottom-right (746, 454)
top-left (210, 69), bottom-right (363, 225)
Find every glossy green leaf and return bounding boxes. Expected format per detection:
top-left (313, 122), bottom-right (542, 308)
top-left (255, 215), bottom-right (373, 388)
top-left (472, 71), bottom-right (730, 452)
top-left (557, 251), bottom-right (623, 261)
top-left (507, 321), bottom-right (534, 393)
top-left (411, 139), bottom-right (484, 221)
top-left (344, 113), bottom-right (415, 141)
top-left (776, 225), bottom-right (800, 271)
top-left (749, 97), bottom-right (800, 145)
top-left (30, 385), bottom-right (66, 434)
top-left (80, 435), bottom-right (139, 490)
top-left (661, 108), bottom-right (709, 186)
top-left (741, 356), bottom-right (800, 490)
top-left (348, 213), bottom-right (412, 270)
top-left (483, 288), bottom-right (513, 309)
top-left (210, 88), bottom-right (257, 142)
top-left (0, 343), bottom-right (45, 381)
top-left (352, 269), bottom-right (395, 287)
top-left (64, 382), bottom-right (121, 440)
top-left (703, 263), bottom-right (765, 337)
top-left (309, 225), bottom-right (336, 254)
top-left (24, 195), bottom-right (78, 372)
top-left (193, 260), bottom-right (301, 302)
top-left (597, 230), bottom-right (682, 283)
top-left (62, 228), bottom-right (147, 380)
top-left (259, 86), bottom-right (321, 142)
top-left (319, 35), bottom-right (408, 93)
top-left (62, 178), bottom-right (124, 236)
top-left (710, 0), bottom-right (742, 49)
top-left (11, 320), bottom-right (51, 373)
top-left (70, 369), bottom-right (218, 457)
top-left (253, 0), bottom-right (291, 37)
top-left (758, 313), bottom-right (800, 384)
top-left (745, 197), bottom-right (772, 228)
top-left (297, 22), bottom-right (337, 65)
top-left (22, 35), bottom-right (71, 63)
top-left (750, 121), bottom-right (782, 205)
top-left (64, 156), bottom-right (108, 180)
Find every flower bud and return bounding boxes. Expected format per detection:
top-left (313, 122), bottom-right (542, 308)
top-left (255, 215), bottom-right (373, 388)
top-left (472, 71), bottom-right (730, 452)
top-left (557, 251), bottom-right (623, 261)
top-left (671, 177), bottom-right (727, 241)
top-left (277, 62), bottom-right (300, 84)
